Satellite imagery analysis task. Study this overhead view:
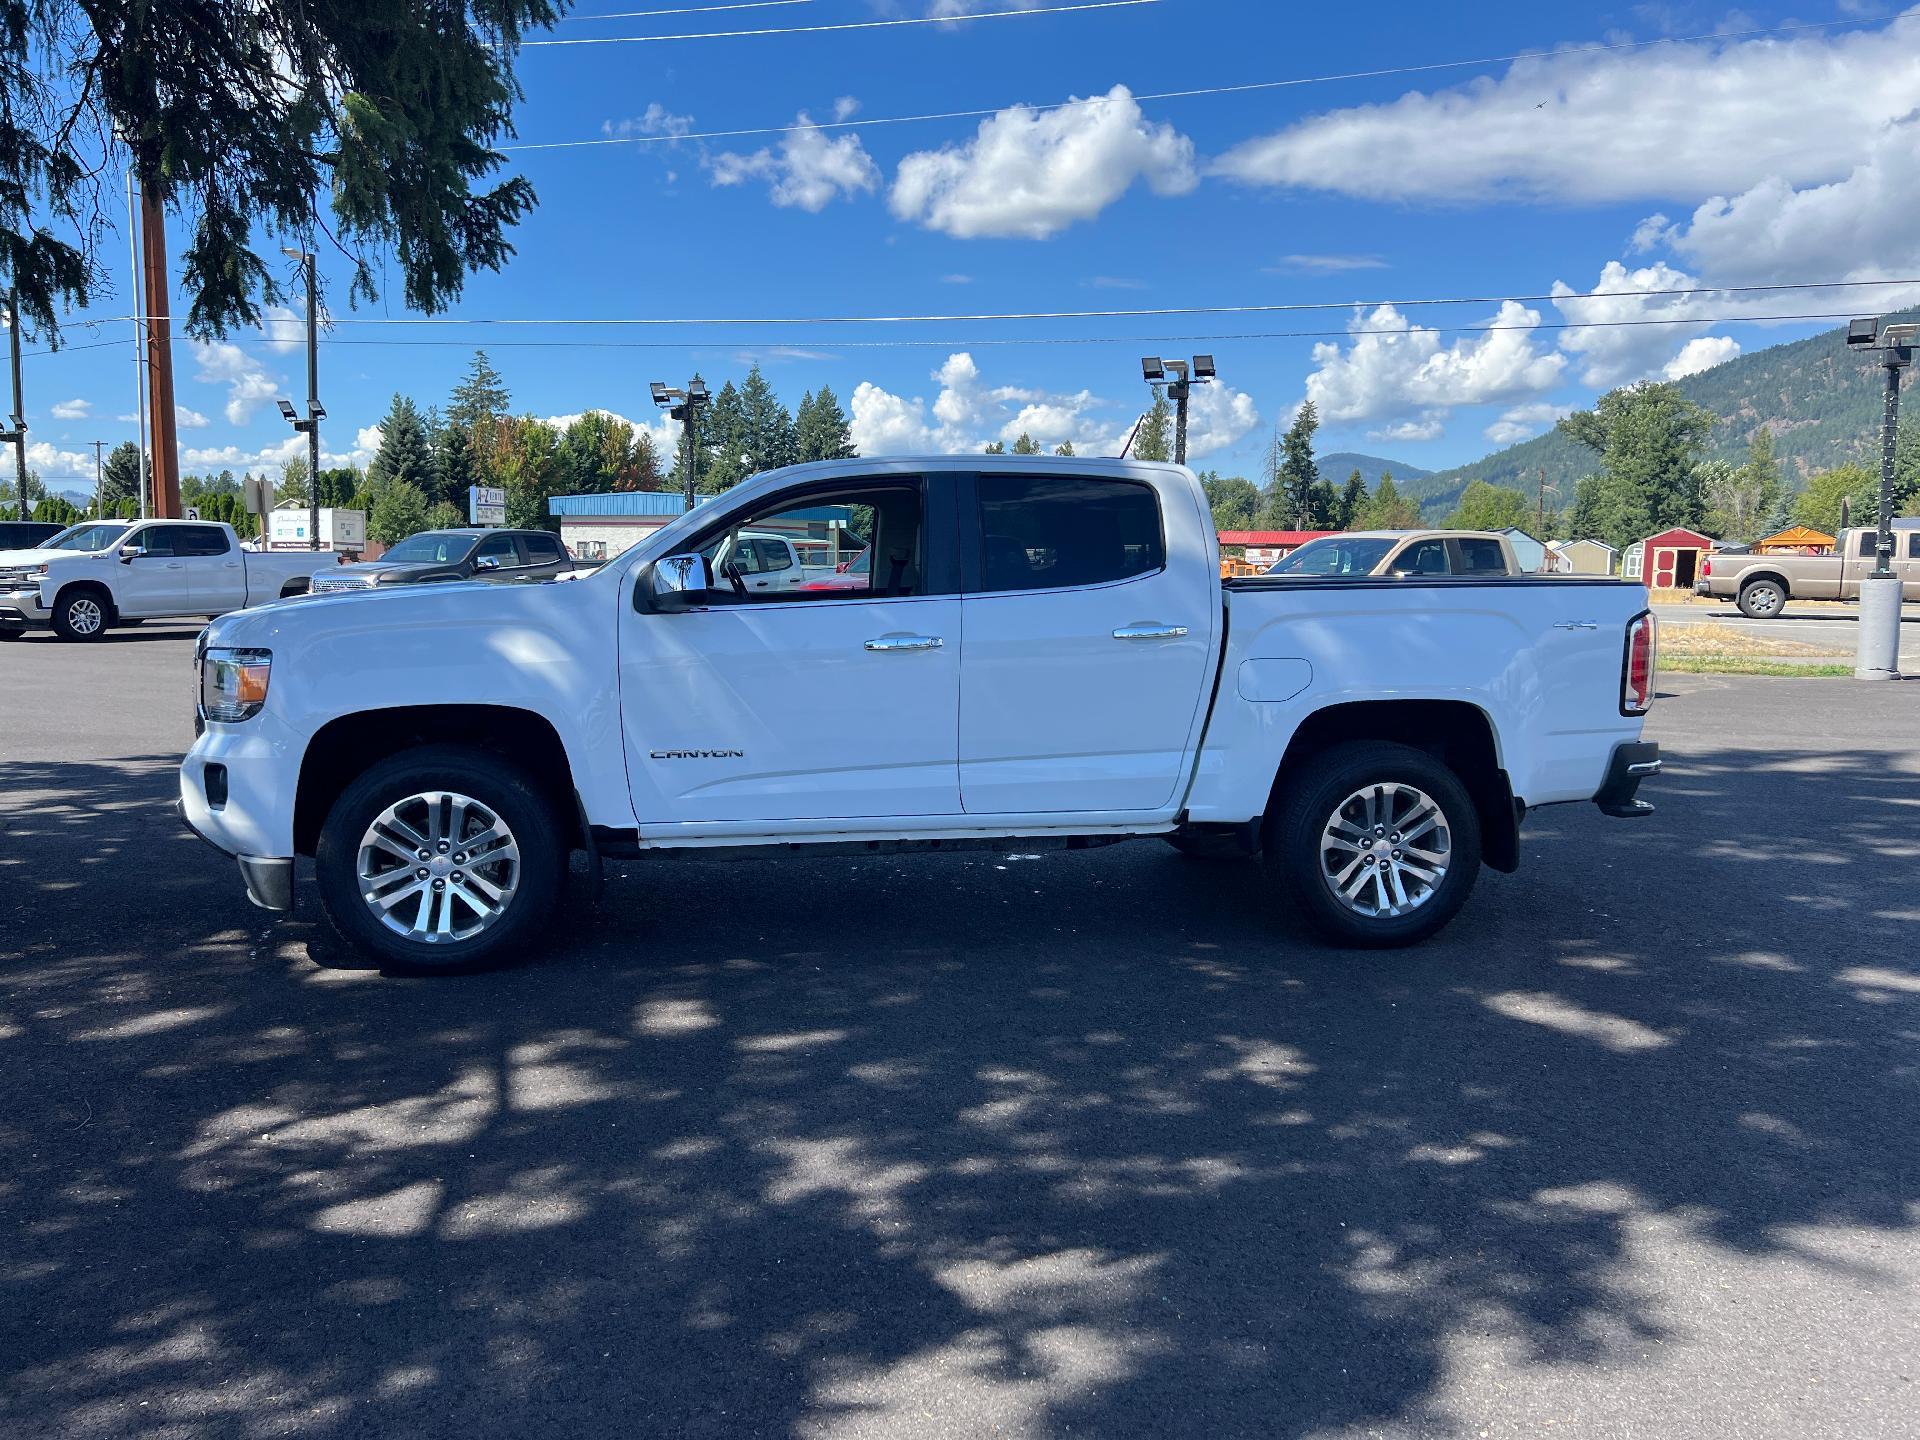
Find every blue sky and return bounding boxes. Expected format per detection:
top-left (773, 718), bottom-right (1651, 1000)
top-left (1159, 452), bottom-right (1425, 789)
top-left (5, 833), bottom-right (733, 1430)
top-left (17, 0), bottom-right (1920, 496)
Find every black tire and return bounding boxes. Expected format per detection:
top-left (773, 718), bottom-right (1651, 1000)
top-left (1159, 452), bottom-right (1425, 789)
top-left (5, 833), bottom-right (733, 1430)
top-left (1737, 579), bottom-right (1787, 620)
top-left (51, 586), bottom-right (111, 642)
top-left (1264, 741), bottom-right (1482, 949)
top-left (1164, 832), bottom-right (1253, 861)
top-left (315, 745), bottom-right (568, 973)
top-left (0, 626), bottom-right (23, 641)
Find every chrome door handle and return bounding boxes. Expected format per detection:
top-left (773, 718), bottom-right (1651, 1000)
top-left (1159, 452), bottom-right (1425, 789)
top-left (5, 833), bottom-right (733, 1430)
top-left (1553, 620), bottom-right (1600, 631)
top-left (1114, 624), bottom-right (1189, 640)
top-left (865, 635), bottom-right (943, 652)
top-left (166, 562), bottom-right (186, 570)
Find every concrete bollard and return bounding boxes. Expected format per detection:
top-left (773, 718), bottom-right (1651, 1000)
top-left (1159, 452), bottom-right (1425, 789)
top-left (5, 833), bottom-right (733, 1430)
top-left (1855, 574), bottom-right (1903, 679)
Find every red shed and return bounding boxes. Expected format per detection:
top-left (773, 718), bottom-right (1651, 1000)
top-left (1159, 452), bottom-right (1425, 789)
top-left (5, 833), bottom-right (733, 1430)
top-left (1638, 526), bottom-right (1714, 589)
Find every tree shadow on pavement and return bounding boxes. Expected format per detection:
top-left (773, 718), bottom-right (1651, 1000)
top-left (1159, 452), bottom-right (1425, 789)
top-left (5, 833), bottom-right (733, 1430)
top-left (1, 744), bottom-right (1916, 1438)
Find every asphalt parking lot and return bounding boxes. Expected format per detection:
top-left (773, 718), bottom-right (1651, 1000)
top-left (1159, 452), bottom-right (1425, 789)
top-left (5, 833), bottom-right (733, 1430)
top-left (3, 625), bottom-right (1918, 1439)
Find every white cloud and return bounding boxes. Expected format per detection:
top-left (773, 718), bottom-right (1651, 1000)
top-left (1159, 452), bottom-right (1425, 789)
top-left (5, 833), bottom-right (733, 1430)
top-left (1547, 260), bottom-right (1770, 387)
top-left (1484, 402), bottom-right (1575, 446)
top-left (1368, 416), bottom-right (1445, 443)
top-left (1214, 15), bottom-right (1920, 205)
top-left (50, 398), bottom-right (91, 420)
top-left (191, 341), bottom-right (283, 425)
top-left (175, 406), bottom-right (212, 430)
top-left (25, 441), bottom-right (95, 481)
top-left (539, 407), bottom-right (679, 453)
top-left (890, 85), bottom-right (1196, 239)
top-left (849, 352), bottom-right (1150, 458)
top-left (709, 111), bottom-right (880, 212)
top-left (1267, 254), bottom-right (1388, 274)
top-left (258, 305), bottom-right (306, 354)
top-left (1183, 382), bottom-right (1262, 458)
top-left (1304, 301), bottom-right (1567, 430)
top-left (1663, 335), bottom-right (1741, 379)
top-left (604, 103), bottom-right (694, 141)
top-left (939, 274), bottom-right (973, 285)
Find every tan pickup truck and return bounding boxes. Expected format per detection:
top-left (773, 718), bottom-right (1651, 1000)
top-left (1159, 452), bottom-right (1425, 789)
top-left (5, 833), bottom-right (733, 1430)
top-left (1263, 530), bottom-right (1521, 578)
top-left (1695, 522), bottom-right (1920, 617)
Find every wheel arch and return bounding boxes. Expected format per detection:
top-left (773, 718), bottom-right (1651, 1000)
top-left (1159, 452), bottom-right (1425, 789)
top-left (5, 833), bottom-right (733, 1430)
top-left (1270, 699), bottom-right (1520, 873)
top-left (50, 578), bottom-right (117, 619)
top-left (294, 704), bottom-right (582, 857)
top-left (1736, 569), bottom-right (1791, 596)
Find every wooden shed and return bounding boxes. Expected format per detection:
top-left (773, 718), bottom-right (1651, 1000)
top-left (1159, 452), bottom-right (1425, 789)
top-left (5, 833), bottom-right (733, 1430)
top-left (1548, 538), bottom-right (1619, 575)
top-left (1754, 525), bottom-right (1835, 555)
top-left (1638, 527), bottom-right (1714, 589)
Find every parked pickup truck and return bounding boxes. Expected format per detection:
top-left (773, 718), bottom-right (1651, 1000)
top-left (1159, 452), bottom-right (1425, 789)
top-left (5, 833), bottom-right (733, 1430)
top-left (310, 527), bottom-right (572, 594)
top-left (0, 519), bottom-right (327, 641)
top-left (1695, 521), bottom-right (1920, 617)
top-left (179, 456), bottom-right (1660, 971)
top-left (1266, 530), bottom-right (1521, 578)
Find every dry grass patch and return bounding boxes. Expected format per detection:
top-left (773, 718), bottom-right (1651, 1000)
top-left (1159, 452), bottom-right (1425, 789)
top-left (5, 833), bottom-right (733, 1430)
top-left (1658, 622), bottom-right (1847, 659)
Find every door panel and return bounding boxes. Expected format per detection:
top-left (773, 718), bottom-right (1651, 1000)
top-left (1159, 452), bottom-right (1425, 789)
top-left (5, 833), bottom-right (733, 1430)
top-left (180, 525), bottom-right (246, 612)
top-left (622, 597), bottom-right (961, 823)
top-left (958, 473), bottom-right (1215, 814)
top-left (115, 527), bottom-right (191, 614)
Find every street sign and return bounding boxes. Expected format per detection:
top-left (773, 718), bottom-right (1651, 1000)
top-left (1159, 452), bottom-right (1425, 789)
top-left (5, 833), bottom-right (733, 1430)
top-left (184, 505), bottom-right (201, 521)
top-left (469, 485), bottom-right (507, 526)
top-left (242, 476), bottom-right (273, 516)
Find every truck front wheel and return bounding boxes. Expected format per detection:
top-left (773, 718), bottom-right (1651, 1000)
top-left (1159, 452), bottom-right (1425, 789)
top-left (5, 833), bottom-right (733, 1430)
top-left (51, 587), bottom-right (111, 642)
top-left (315, 745), bottom-right (567, 973)
top-left (1737, 579), bottom-right (1787, 619)
top-left (1265, 741), bottom-right (1482, 948)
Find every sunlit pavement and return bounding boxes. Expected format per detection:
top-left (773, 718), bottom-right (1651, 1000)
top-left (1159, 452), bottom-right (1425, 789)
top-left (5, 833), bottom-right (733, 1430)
top-left (3, 631), bottom-right (1918, 1439)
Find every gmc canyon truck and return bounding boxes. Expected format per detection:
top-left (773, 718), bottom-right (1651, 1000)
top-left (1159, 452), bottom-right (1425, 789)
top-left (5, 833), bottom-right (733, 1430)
top-left (179, 456), bottom-right (1660, 971)
top-left (0, 519), bottom-right (325, 641)
top-left (1695, 521), bottom-right (1920, 617)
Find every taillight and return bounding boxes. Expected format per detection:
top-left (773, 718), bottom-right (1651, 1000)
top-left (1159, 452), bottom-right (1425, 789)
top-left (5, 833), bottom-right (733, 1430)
top-left (1622, 612), bottom-right (1656, 715)
top-left (1700, 558), bottom-right (1712, 578)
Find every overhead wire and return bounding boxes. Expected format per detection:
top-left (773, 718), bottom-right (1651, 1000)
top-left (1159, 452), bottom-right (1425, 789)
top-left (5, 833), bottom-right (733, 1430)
top-left (503, 14), bottom-right (1887, 148)
top-left (561, 0), bottom-right (815, 20)
top-left (520, 0), bottom-right (1164, 47)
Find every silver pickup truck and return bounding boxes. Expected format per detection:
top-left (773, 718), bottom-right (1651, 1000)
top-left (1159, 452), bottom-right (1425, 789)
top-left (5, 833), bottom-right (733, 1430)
top-left (1696, 522), bottom-right (1920, 617)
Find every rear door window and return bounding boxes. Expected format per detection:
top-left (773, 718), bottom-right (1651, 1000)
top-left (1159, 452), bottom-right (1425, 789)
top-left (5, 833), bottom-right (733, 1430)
top-left (476, 533), bottom-right (522, 568)
top-left (175, 525), bottom-right (231, 557)
top-left (1452, 538), bottom-right (1507, 575)
top-left (974, 474), bottom-right (1164, 592)
top-left (1393, 540), bottom-right (1451, 577)
top-left (523, 533), bottom-right (565, 565)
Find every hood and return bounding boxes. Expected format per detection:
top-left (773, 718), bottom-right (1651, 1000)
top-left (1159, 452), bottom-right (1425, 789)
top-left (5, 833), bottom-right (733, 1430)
top-left (0, 545), bottom-right (88, 569)
top-left (202, 570), bottom-right (516, 652)
top-left (329, 561), bottom-right (453, 582)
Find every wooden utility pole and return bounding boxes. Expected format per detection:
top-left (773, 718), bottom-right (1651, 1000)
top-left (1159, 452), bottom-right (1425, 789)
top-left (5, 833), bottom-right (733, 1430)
top-left (92, 440), bottom-right (106, 518)
top-left (138, 174), bottom-right (181, 519)
top-left (1536, 467), bottom-right (1547, 538)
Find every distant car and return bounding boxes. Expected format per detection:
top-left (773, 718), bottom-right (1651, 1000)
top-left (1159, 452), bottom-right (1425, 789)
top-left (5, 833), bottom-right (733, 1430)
top-left (795, 547), bottom-right (872, 593)
top-left (1265, 531), bottom-right (1520, 578)
top-left (0, 521), bottom-right (64, 551)
top-left (1695, 522), bottom-right (1920, 617)
top-left (309, 528), bottom-right (572, 594)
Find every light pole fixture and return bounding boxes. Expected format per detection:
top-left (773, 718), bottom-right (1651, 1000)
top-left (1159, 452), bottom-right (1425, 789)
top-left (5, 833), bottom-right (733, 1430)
top-left (652, 376), bottom-right (708, 510)
top-left (275, 247), bottom-right (323, 548)
top-left (1139, 354), bottom-right (1214, 467)
top-left (1844, 315), bottom-right (1913, 679)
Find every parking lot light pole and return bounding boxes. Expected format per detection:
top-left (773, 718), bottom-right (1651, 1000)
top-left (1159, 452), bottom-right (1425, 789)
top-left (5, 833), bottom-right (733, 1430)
top-left (1139, 355), bottom-right (1215, 467)
top-left (1844, 317), bottom-right (1912, 680)
top-left (279, 249), bottom-right (323, 550)
top-left (652, 377), bottom-right (708, 512)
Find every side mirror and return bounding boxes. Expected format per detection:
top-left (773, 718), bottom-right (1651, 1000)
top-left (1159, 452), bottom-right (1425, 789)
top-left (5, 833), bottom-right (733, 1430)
top-left (118, 545), bottom-right (144, 564)
top-left (651, 552), bottom-right (714, 611)
top-left (473, 555), bottom-right (502, 572)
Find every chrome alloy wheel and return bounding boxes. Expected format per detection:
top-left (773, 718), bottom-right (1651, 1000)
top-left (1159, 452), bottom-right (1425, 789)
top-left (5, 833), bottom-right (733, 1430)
top-left (357, 791), bottom-right (521, 945)
top-left (1318, 783), bottom-right (1451, 919)
top-left (67, 597), bottom-right (104, 635)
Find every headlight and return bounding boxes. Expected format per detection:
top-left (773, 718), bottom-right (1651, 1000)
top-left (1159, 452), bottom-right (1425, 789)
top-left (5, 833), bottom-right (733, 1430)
top-left (200, 647), bottom-right (273, 723)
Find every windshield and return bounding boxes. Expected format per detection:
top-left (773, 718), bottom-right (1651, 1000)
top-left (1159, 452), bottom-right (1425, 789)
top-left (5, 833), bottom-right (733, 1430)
top-left (380, 532), bottom-right (477, 565)
top-left (1266, 537), bottom-right (1397, 576)
top-left (43, 522), bottom-right (131, 553)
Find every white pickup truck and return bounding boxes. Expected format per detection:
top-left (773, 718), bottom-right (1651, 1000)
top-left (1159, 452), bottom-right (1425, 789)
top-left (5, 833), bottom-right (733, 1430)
top-left (178, 456), bottom-right (1661, 971)
top-left (0, 519), bottom-right (326, 641)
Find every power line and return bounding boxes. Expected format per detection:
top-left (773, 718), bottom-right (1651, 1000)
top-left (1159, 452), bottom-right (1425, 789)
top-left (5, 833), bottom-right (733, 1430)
top-left (245, 310), bottom-right (1881, 352)
top-left (503, 14), bottom-right (1885, 149)
top-left (562, 0), bottom-right (814, 20)
top-left (122, 275), bottom-right (1911, 330)
top-left (520, 0), bottom-right (1165, 47)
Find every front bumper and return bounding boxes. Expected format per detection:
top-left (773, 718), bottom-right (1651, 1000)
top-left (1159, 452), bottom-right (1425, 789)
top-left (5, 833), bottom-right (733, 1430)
top-left (0, 587), bottom-right (50, 628)
top-left (177, 798), bottom-right (296, 911)
top-left (1593, 741), bottom-right (1661, 818)
top-left (181, 718), bottom-right (303, 913)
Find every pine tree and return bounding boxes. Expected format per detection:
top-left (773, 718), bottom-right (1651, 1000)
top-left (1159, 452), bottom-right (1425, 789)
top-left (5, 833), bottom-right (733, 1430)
top-left (368, 480), bottom-right (431, 545)
top-left (276, 456), bottom-right (311, 506)
top-left (1011, 432), bottom-right (1042, 455)
top-left (1338, 469), bottom-right (1368, 530)
top-left (1264, 402), bottom-right (1322, 529)
top-left (982, 441), bottom-right (1006, 455)
top-left (1054, 441), bottom-right (1075, 457)
top-left (1133, 389), bottom-right (1172, 462)
top-left (434, 423), bottom-right (475, 509)
top-left (795, 384), bottom-right (857, 463)
top-left (448, 351), bottom-right (511, 479)
top-left (100, 441), bottom-right (143, 509)
top-left (368, 394), bottom-right (435, 494)
top-left (623, 432), bottom-right (665, 492)
top-left (738, 365), bottom-right (796, 474)
top-left (702, 380), bottom-right (750, 490)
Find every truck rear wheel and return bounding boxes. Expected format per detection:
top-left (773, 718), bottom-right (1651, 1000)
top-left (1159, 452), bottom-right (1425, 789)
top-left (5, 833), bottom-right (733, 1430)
top-left (51, 587), bottom-right (110, 642)
top-left (315, 745), bottom-right (567, 973)
top-left (1265, 741), bottom-right (1481, 948)
top-left (1737, 579), bottom-right (1787, 619)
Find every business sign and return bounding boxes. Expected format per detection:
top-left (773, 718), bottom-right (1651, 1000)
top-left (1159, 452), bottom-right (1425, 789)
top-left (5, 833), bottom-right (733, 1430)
top-left (183, 505), bottom-right (201, 521)
top-left (268, 508), bottom-right (367, 550)
top-left (469, 485), bottom-right (507, 526)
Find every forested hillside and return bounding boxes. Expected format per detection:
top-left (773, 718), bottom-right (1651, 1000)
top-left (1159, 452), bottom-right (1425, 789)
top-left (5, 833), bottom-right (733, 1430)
top-left (1412, 314), bottom-right (1916, 518)
top-left (1319, 452), bottom-right (1436, 489)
